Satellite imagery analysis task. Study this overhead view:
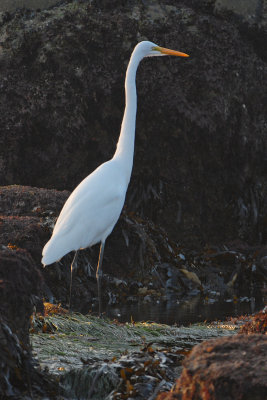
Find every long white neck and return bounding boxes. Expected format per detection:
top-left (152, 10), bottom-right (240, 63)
top-left (113, 48), bottom-right (143, 183)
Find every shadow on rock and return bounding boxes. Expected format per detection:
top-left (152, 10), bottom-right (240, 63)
top-left (0, 248), bottom-right (59, 398)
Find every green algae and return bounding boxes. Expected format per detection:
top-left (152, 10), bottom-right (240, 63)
top-left (31, 312), bottom-right (236, 375)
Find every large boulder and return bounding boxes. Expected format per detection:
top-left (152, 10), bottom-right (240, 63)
top-left (0, 0), bottom-right (266, 248)
top-left (157, 334), bottom-right (267, 400)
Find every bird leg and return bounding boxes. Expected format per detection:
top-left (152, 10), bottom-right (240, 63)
top-left (69, 251), bottom-right (78, 312)
top-left (96, 241), bottom-right (105, 316)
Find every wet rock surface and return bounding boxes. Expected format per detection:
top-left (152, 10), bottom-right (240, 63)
top-left (157, 334), bottom-right (267, 400)
top-left (1, 184), bottom-right (264, 398)
top-left (0, 184), bottom-right (265, 398)
top-left (31, 309), bottom-right (236, 400)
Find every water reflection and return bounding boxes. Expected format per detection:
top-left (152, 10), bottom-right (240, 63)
top-left (105, 294), bottom-right (264, 326)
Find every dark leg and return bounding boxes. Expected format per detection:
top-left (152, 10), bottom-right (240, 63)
top-left (69, 251), bottom-right (78, 312)
top-left (96, 241), bottom-right (105, 316)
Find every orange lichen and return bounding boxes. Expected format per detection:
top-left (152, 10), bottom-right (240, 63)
top-left (43, 302), bottom-right (68, 316)
top-left (239, 309), bottom-right (267, 335)
top-left (7, 243), bottom-right (18, 250)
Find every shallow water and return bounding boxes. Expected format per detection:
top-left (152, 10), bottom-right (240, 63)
top-left (104, 294), bottom-right (265, 325)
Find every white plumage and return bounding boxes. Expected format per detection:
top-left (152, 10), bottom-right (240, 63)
top-left (41, 41), bottom-right (189, 312)
top-left (42, 159), bottom-right (126, 265)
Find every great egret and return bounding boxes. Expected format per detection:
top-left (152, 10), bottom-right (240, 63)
top-left (42, 41), bottom-right (189, 313)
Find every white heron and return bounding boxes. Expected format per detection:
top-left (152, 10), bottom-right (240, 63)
top-left (42, 41), bottom-right (189, 313)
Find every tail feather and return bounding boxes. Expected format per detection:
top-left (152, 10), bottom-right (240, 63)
top-left (42, 234), bottom-right (74, 266)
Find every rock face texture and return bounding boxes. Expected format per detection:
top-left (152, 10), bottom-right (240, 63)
top-left (0, 0), bottom-right (59, 12)
top-left (214, 0), bottom-right (267, 28)
top-left (0, 248), bottom-right (58, 398)
top-left (1, 185), bottom-right (265, 311)
top-left (0, 2), bottom-right (266, 398)
top-left (157, 334), bottom-right (267, 400)
top-left (215, 0), bottom-right (263, 23)
top-left (0, 248), bottom-right (43, 345)
top-left (0, 0), bottom-right (266, 248)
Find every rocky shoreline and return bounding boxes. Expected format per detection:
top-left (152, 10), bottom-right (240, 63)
top-left (0, 183), bottom-right (266, 398)
top-left (1, 185), bottom-right (265, 313)
top-left (0, 0), bottom-right (266, 398)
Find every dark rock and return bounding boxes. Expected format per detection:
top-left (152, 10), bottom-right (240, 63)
top-left (0, 0), bottom-right (60, 12)
top-left (214, 0), bottom-right (263, 25)
top-left (0, 2), bottom-right (265, 398)
top-left (1, 185), bottom-right (265, 310)
top-left (63, 341), bottom-right (178, 400)
top-left (0, 1), bottom-right (266, 247)
top-left (0, 248), bottom-right (59, 398)
top-left (0, 185), bottom-right (69, 216)
top-left (0, 185), bottom-right (189, 310)
top-left (0, 248), bottom-right (43, 345)
top-left (0, 215), bottom-right (49, 264)
top-left (0, 318), bottom-right (58, 399)
top-left (157, 334), bottom-right (267, 400)
top-left (0, 185), bottom-right (69, 267)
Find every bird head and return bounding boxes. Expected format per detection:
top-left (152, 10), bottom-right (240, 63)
top-left (135, 41), bottom-right (189, 58)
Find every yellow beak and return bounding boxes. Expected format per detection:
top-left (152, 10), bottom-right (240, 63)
top-left (154, 46), bottom-right (189, 57)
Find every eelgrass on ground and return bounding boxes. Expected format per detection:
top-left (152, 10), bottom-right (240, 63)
top-left (31, 309), bottom-right (236, 375)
